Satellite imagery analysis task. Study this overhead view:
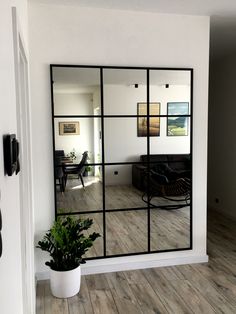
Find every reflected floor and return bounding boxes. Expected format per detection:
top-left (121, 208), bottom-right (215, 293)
top-left (56, 177), bottom-right (190, 257)
top-left (56, 177), bottom-right (146, 213)
top-left (57, 177), bottom-right (103, 213)
top-left (69, 207), bottom-right (190, 258)
top-left (151, 206), bottom-right (190, 251)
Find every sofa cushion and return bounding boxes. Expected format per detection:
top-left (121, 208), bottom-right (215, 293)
top-left (167, 155), bottom-right (190, 170)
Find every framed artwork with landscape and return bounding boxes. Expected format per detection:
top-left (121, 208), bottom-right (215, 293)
top-left (59, 121), bottom-right (80, 135)
top-left (167, 102), bottom-right (189, 136)
top-left (137, 102), bottom-right (160, 137)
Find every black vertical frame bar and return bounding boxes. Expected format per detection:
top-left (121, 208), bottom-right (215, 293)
top-left (50, 65), bottom-right (57, 220)
top-left (147, 69), bottom-right (151, 252)
top-left (100, 67), bottom-right (106, 257)
top-left (190, 69), bottom-right (193, 249)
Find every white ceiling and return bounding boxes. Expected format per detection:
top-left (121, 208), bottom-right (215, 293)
top-left (31, 0), bottom-right (236, 59)
top-left (30, 0), bottom-right (236, 16)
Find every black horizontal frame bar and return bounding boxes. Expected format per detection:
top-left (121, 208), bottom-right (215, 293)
top-left (51, 64), bottom-right (193, 71)
top-left (53, 114), bottom-right (191, 118)
top-left (84, 246), bottom-right (192, 261)
top-left (56, 202), bottom-right (191, 216)
top-left (56, 161), bottom-right (146, 167)
top-left (56, 159), bottom-right (191, 167)
top-left (57, 207), bottom-right (147, 216)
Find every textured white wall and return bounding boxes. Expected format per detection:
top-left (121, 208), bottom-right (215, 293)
top-left (29, 3), bottom-right (209, 273)
top-left (0, 1), bottom-right (29, 313)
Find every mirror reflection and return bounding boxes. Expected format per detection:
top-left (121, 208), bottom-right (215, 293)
top-left (103, 68), bottom-right (146, 115)
top-left (105, 164), bottom-right (147, 210)
top-left (53, 67), bottom-right (101, 115)
top-left (104, 117), bottom-right (146, 163)
top-left (71, 214), bottom-right (103, 258)
top-left (150, 206), bottom-right (190, 251)
top-left (106, 210), bottom-right (147, 255)
top-left (51, 66), bottom-right (192, 258)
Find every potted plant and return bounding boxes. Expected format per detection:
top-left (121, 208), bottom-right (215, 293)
top-left (67, 148), bottom-right (77, 161)
top-left (83, 164), bottom-right (91, 177)
top-left (37, 216), bottom-right (100, 298)
top-left (83, 151), bottom-right (93, 176)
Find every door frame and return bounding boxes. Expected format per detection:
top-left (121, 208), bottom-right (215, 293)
top-left (12, 7), bottom-right (35, 314)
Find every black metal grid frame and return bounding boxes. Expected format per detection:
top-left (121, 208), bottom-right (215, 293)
top-left (50, 64), bottom-right (193, 259)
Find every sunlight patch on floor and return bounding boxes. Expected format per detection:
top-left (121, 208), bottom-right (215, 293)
top-left (71, 176), bottom-right (100, 190)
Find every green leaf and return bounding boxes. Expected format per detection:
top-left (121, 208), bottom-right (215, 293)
top-left (36, 215), bottom-right (100, 271)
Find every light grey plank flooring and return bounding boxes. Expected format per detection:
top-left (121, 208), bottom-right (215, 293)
top-left (56, 179), bottom-right (190, 257)
top-left (37, 210), bottom-right (236, 314)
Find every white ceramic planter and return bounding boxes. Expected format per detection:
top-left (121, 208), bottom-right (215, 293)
top-left (50, 265), bottom-right (81, 298)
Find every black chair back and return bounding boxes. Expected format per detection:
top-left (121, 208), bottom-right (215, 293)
top-left (55, 150), bottom-right (65, 158)
top-left (78, 151), bottom-right (89, 173)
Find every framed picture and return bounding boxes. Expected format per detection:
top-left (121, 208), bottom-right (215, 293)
top-left (59, 122), bottom-right (80, 135)
top-left (167, 102), bottom-right (189, 136)
top-left (137, 103), bottom-right (160, 137)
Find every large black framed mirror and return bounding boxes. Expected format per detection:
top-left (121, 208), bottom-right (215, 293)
top-left (50, 65), bottom-right (193, 259)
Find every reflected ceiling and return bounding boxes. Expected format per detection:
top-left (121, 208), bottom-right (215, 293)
top-left (53, 67), bottom-right (190, 94)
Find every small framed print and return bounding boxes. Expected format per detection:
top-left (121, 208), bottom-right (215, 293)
top-left (59, 122), bottom-right (80, 135)
top-left (167, 102), bottom-right (189, 136)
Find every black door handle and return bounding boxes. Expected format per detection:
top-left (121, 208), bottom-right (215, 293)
top-left (0, 209), bottom-right (2, 230)
top-left (0, 209), bottom-right (2, 257)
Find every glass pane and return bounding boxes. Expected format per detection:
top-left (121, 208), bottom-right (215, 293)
top-left (106, 210), bottom-right (147, 255)
top-left (167, 116), bottom-right (189, 136)
top-left (150, 206), bottom-right (190, 251)
top-left (147, 157), bottom-right (191, 207)
top-left (149, 69), bottom-right (191, 115)
top-left (150, 117), bottom-right (190, 154)
top-left (167, 102), bottom-right (190, 136)
top-left (56, 166), bottom-right (103, 213)
top-left (104, 164), bottom-right (147, 210)
top-left (71, 213), bottom-right (103, 258)
top-left (54, 117), bottom-right (102, 164)
top-left (148, 154), bottom-right (191, 251)
top-left (104, 117), bottom-right (147, 163)
top-left (52, 67), bottom-right (101, 115)
top-left (137, 102), bottom-right (160, 137)
top-left (103, 68), bottom-right (147, 115)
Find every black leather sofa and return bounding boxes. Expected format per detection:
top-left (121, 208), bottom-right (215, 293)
top-left (132, 154), bottom-right (191, 191)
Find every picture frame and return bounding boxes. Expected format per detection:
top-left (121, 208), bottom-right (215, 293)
top-left (137, 102), bottom-right (160, 137)
top-left (167, 102), bottom-right (189, 136)
top-left (59, 122), bottom-right (80, 135)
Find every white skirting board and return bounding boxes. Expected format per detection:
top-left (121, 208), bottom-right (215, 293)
top-left (36, 254), bottom-right (209, 281)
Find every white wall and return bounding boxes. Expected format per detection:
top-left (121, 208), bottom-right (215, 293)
top-left (54, 93), bottom-right (93, 115)
top-left (54, 93), bottom-right (94, 158)
top-left (29, 3), bottom-right (209, 274)
top-left (208, 54), bottom-right (236, 220)
top-left (0, 1), bottom-right (29, 313)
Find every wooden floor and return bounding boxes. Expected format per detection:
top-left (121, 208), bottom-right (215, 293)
top-left (37, 210), bottom-right (236, 314)
top-left (57, 179), bottom-right (190, 257)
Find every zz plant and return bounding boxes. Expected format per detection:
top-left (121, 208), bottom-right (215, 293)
top-left (37, 216), bottom-right (100, 271)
